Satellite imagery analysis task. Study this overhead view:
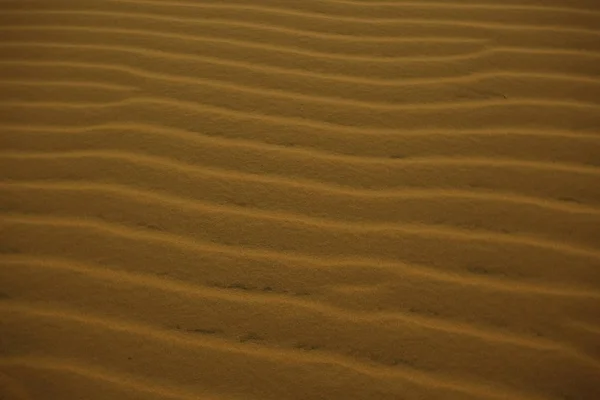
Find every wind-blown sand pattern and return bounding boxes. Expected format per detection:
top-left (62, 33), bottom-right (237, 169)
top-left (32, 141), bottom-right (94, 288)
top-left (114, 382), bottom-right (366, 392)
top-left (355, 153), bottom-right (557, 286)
top-left (1, 0), bottom-right (599, 398)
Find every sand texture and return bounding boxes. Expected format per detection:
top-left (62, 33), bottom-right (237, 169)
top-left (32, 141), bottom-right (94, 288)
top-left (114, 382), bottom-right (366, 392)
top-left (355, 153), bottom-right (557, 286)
top-left (1, 0), bottom-right (600, 399)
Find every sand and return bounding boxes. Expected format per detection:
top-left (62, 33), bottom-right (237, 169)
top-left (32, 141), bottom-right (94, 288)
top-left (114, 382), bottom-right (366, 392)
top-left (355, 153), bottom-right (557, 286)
top-left (1, 0), bottom-right (599, 399)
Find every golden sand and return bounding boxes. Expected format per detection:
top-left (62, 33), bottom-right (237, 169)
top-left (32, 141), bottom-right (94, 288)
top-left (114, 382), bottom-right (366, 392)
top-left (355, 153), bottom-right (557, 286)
top-left (1, 0), bottom-right (599, 399)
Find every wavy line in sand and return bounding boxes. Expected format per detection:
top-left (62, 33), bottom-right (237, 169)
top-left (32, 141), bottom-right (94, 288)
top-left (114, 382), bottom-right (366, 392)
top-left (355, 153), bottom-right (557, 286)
top-left (3, 89), bottom-right (597, 111)
top-left (2, 140), bottom-right (600, 179)
top-left (2, 94), bottom-right (600, 134)
top-left (1, 212), bottom-right (598, 298)
top-left (0, 25), bottom-right (491, 62)
top-left (3, 150), bottom-right (599, 227)
top-left (3, 7), bottom-right (599, 59)
top-left (2, 59), bottom-right (600, 95)
top-left (0, 356), bottom-right (224, 400)
top-left (3, 122), bottom-right (600, 218)
top-left (2, 74), bottom-right (600, 132)
top-left (3, 25), bottom-right (600, 65)
top-left (0, 9), bottom-right (496, 45)
top-left (3, 122), bottom-right (600, 198)
top-left (1, 149), bottom-right (596, 204)
top-left (0, 79), bottom-right (133, 91)
top-left (2, 58), bottom-right (600, 110)
top-left (2, 121), bottom-right (599, 164)
top-left (2, 41), bottom-right (598, 86)
top-left (5, 0), bottom-right (598, 17)
top-left (2, 180), bottom-right (599, 260)
top-left (1, 254), bottom-right (598, 358)
top-left (0, 302), bottom-right (558, 400)
top-left (2, 148), bottom-right (599, 218)
top-left (307, 0), bottom-right (600, 15)
top-left (71, 0), bottom-right (600, 34)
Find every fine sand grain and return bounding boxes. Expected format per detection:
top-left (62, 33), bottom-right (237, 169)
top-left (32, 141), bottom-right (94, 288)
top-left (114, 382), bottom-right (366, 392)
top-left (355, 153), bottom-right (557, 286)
top-left (1, 0), bottom-right (599, 399)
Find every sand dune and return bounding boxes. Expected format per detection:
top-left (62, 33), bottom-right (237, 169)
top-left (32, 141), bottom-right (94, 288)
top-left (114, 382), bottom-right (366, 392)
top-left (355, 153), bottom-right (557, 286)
top-left (1, 0), bottom-right (599, 399)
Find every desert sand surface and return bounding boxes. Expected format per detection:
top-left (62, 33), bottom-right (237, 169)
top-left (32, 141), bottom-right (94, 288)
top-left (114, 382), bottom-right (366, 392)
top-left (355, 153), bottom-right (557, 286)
top-left (1, 0), bottom-right (600, 399)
